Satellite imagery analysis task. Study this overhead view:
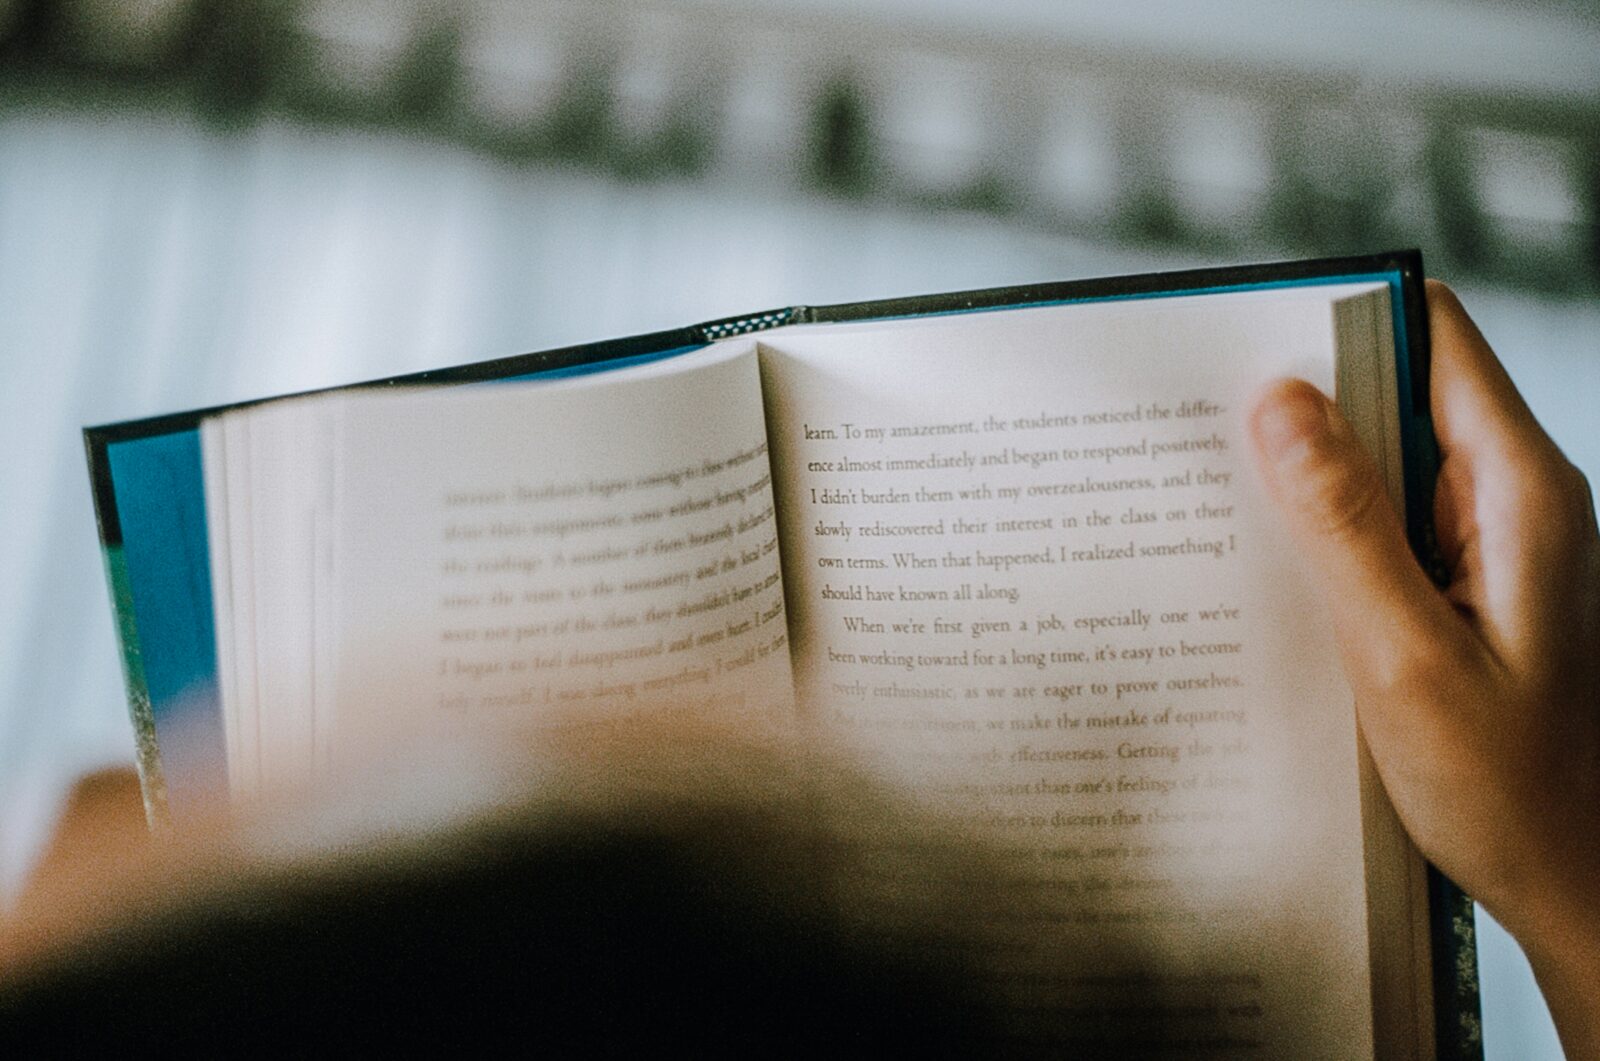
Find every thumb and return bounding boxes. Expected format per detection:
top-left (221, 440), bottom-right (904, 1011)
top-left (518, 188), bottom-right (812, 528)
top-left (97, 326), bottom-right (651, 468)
top-left (1248, 379), bottom-right (1453, 678)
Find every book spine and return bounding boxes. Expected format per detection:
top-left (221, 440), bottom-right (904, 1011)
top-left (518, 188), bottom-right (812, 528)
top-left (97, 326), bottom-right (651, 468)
top-left (1396, 258), bottom-right (1483, 1061)
top-left (1434, 875), bottom-right (1483, 1059)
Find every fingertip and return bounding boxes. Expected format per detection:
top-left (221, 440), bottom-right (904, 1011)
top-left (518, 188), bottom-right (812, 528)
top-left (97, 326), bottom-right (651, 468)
top-left (1252, 377), bottom-right (1328, 408)
top-left (1248, 378), bottom-right (1333, 465)
top-left (1425, 276), bottom-right (1552, 465)
top-left (1423, 277), bottom-right (1460, 311)
top-left (48, 766), bottom-right (148, 856)
top-left (1424, 278), bottom-right (1487, 354)
top-left (63, 766), bottom-right (143, 811)
top-left (13, 767), bottom-right (149, 934)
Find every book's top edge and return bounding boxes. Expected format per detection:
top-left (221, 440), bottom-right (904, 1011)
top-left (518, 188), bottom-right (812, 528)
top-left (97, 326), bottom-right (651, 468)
top-left (801, 249), bottom-right (1421, 324)
top-left (83, 323), bottom-right (707, 445)
top-left (81, 323), bottom-right (702, 548)
top-left (84, 251), bottom-right (1420, 444)
top-left (82, 250), bottom-right (1422, 549)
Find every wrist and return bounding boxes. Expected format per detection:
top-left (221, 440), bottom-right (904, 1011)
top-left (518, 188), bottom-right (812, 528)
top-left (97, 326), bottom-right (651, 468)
top-left (1519, 927), bottom-right (1600, 1061)
top-left (1484, 846), bottom-right (1600, 1052)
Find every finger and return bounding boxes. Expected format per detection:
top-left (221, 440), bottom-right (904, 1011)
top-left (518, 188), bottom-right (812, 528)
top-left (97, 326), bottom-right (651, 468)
top-left (11, 769), bottom-right (147, 927)
top-left (1425, 280), bottom-right (1552, 465)
top-left (1424, 281), bottom-right (1587, 493)
top-left (1249, 378), bottom-right (1464, 688)
top-left (1427, 278), bottom-right (1592, 525)
top-left (1426, 280), bottom-right (1597, 669)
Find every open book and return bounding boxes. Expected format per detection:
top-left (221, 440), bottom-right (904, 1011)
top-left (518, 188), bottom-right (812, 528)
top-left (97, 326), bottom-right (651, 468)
top-left (85, 252), bottom-right (1479, 1059)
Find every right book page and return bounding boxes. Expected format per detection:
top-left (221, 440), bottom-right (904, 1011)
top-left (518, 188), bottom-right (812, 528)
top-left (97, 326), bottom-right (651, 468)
top-left (758, 282), bottom-right (1427, 1059)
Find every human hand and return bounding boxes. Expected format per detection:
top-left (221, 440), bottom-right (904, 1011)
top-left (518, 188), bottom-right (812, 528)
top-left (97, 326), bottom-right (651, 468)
top-left (1248, 280), bottom-right (1600, 1058)
top-left (1, 768), bottom-right (149, 971)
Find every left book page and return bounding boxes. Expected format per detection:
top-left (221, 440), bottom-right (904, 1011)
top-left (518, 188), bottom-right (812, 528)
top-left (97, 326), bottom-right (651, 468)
top-left (204, 343), bottom-right (794, 792)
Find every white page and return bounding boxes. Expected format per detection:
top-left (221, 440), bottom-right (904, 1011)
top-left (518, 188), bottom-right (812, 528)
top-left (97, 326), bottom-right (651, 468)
top-left (242, 402), bottom-right (321, 793)
top-left (758, 283), bottom-right (1396, 1058)
top-left (200, 418), bottom-right (242, 791)
top-left (328, 343), bottom-right (794, 762)
top-left (220, 414), bottom-right (261, 794)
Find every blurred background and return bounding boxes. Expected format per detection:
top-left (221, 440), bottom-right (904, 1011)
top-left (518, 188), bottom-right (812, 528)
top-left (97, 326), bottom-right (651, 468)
top-left (0, 0), bottom-right (1594, 1054)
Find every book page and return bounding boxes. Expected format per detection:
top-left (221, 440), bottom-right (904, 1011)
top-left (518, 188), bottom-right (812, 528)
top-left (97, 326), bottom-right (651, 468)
top-left (758, 285), bottom-right (1397, 1058)
top-left (205, 400), bottom-right (342, 795)
top-left (326, 343), bottom-right (793, 764)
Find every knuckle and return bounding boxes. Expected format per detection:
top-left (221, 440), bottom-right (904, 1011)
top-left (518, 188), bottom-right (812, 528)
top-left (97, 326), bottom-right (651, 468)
top-left (1423, 278), bottom-right (1457, 305)
top-left (1389, 647), bottom-right (1459, 702)
top-left (1566, 463), bottom-right (1597, 523)
top-left (1519, 454), bottom-right (1597, 528)
top-left (1362, 630), bottom-right (1466, 705)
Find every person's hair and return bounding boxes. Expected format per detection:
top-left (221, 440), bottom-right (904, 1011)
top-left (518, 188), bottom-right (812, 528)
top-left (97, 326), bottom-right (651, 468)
top-left (0, 720), bottom-right (1012, 1054)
